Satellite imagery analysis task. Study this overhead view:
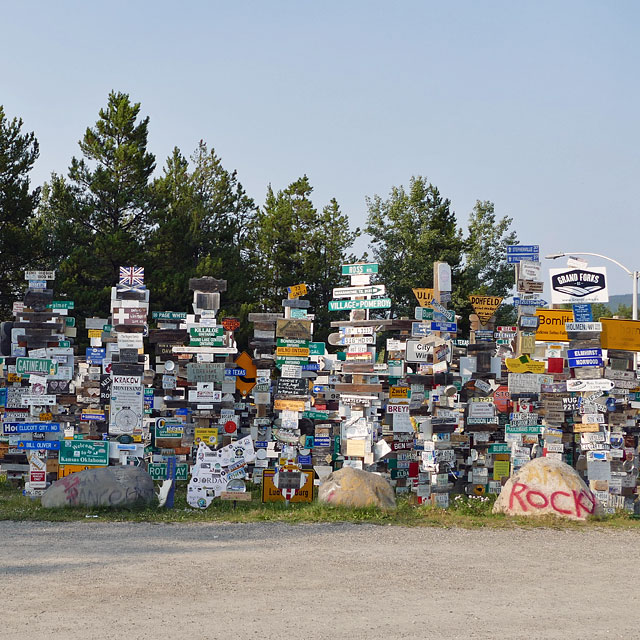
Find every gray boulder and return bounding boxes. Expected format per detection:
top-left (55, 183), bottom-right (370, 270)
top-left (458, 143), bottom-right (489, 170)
top-left (318, 466), bottom-right (396, 509)
top-left (41, 466), bottom-right (155, 508)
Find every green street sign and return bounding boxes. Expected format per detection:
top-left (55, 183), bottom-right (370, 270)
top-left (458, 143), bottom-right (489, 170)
top-left (47, 300), bottom-right (74, 310)
top-left (103, 324), bottom-right (113, 333)
top-left (275, 357), bottom-right (308, 368)
top-left (341, 263), bottom-right (378, 275)
top-left (59, 440), bottom-right (109, 466)
top-left (148, 462), bottom-right (189, 481)
top-left (328, 298), bottom-right (391, 311)
top-left (505, 424), bottom-right (543, 435)
top-left (488, 443), bottom-right (511, 454)
top-left (301, 410), bottom-right (329, 420)
top-left (309, 342), bottom-right (326, 356)
top-left (58, 340), bottom-right (71, 348)
top-left (189, 326), bottom-right (224, 347)
top-left (414, 307), bottom-right (434, 321)
top-left (16, 357), bottom-right (58, 375)
top-left (64, 317), bottom-right (76, 327)
top-left (155, 421), bottom-right (184, 439)
top-left (277, 338), bottom-right (309, 348)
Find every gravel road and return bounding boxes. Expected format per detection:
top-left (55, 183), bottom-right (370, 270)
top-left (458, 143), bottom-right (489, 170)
top-left (1, 521), bottom-right (638, 639)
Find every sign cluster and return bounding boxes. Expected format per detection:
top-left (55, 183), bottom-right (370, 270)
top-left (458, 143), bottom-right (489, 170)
top-left (1, 251), bottom-right (640, 515)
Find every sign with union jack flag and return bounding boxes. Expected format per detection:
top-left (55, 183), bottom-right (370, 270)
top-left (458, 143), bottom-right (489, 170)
top-left (119, 266), bottom-right (145, 287)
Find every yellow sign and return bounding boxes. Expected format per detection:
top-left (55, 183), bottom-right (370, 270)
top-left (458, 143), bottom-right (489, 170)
top-left (493, 460), bottom-right (510, 481)
top-left (273, 399), bottom-right (305, 412)
top-left (287, 283), bottom-right (307, 299)
top-left (261, 469), bottom-right (314, 503)
top-left (600, 317), bottom-right (640, 352)
top-left (58, 465), bottom-right (101, 479)
top-left (469, 295), bottom-right (503, 325)
top-left (88, 329), bottom-right (102, 338)
top-left (574, 423), bottom-right (600, 433)
top-left (235, 351), bottom-right (257, 397)
top-left (412, 288), bottom-right (435, 307)
top-left (389, 386), bottom-right (410, 399)
top-left (535, 309), bottom-right (573, 342)
top-left (39, 412), bottom-right (53, 421)
top-left (505, 355), bottom-right (546, 373)
top-left (194, 428), bottom-right (219, 446)
top-left (275, 346), bottom-right (310, 357)
top-left (7, 373), bottom-right (21, 383)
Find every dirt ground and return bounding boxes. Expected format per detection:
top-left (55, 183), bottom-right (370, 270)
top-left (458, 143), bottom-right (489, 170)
top-left (1, 521), bottom-right (638, 639)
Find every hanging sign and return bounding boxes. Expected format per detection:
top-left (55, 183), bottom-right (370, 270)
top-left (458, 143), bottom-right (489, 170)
top-left (549, 267), bottom-right (608, 304)
top-left (469, 295), bottom-right (503, 325)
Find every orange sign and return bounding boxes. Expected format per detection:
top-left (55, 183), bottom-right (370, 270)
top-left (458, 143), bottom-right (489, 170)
top-left (234, 351), bottom-right (257, 397)
top-left (412, 288), bottom-right (435, 308)
top-left (535, 309), bottom-right (573, 342)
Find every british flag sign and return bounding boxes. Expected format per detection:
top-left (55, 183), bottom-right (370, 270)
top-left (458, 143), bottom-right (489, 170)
top-left (119, 266), bottom-right (145, 287)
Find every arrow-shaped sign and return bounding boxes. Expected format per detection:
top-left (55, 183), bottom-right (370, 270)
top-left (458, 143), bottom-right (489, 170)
top-left (332, 285), bottom-right (386, 298)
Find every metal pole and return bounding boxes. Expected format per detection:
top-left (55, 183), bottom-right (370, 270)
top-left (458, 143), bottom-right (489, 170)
top-left (633, 271), bottom-right (638, 321)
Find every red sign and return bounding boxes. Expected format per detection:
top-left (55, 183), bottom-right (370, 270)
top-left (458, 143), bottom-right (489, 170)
top-left (222, 318), bottom-right (240, 332)
top-left (224, 421), bottom-right (237, 434)
top-left (493, 385), bottom-right (512, 413)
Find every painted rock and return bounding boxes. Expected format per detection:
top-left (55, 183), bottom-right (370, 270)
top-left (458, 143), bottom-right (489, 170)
top-left (41, 467), bottom-right (155, 508)
top-left (492, 457), bottom-right (600, 520)
top-left (318, 466), bottom-right (396, 509)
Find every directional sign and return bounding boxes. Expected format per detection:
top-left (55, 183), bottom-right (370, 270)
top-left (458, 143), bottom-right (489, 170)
top-left (235, 351), bottom-right (257, 397)
top-left (332, 285), bottom-right (386, 298)
top-left (328, 298), bottom-right (391, 311)
top-left (513, 297), bottom-right (547, 308)
top-left (506, 245), bottom-right (539, 263)
top-left (341, 263), bottom-right (378, 275)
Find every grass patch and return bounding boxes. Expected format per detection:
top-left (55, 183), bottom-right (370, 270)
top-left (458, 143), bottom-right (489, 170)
top-left (0, 483), bottom-right (638, 529)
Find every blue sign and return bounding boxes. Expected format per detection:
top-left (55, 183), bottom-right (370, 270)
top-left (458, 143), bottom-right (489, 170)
top-left (430, 321), bottom-right (457, 333)
top-left (302, 363), bottom-right (320, 371)
top-left (225, 368), bottom-right (246, 377)
top-left (568, 357), bottom-right (603, 368)
top-left (567, 348), bottom-right (602, 359)
top-left (80, 412), bottom-right (106, 422)
top-left (86, 347), bottom-right (106, 364)
top-left (314, 437), bottom-right (331, 447)
top-left (3, 422), bottom-right (60, 434)
top-left (298, 455), bottom-right (312, 465)
top-left (255, 441), bottom-right (268, 448)
top-left (513, 297), bottom-right (547, 308)
top-left (412, 322), bottom-right (432, 337)
top-left (312, 385), bottom-right (327, 393)
top-left (0, 388), bottom-right (6, 407)
top-left (572, 304), bottom-right (593, 322)
top-left (175, 408), bottom-right (190, 416)
top-left (506, 245), bottom-right (540, 263)
top-left (17, 440), bottom-right (61, 450)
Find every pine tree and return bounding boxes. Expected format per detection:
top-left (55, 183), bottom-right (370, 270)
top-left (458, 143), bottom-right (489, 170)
top-left (0, 106), bottom-right (40, 317)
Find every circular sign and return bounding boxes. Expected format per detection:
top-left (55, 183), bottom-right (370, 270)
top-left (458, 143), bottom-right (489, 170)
top-left (224, 420), bottom-right (237, 434)
top-left (222, 318), bottom-right (240, 332)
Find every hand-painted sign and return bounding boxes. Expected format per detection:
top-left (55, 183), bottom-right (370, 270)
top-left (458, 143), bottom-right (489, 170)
top-left (341, 263), bottom-right (378, 275)
top-left (549, 267), bottom-right (608, 304)
top-left (328, 298), bottom-right (392, 311)
top-left (469, 295), bottom-right (502, 325)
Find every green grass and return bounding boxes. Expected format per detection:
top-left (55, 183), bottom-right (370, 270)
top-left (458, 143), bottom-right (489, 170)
top-left (0, 481), bottom-right (639, 529)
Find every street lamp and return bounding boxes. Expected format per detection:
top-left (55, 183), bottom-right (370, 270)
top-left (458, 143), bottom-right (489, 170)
top-left (545, 252), bottom-right (638, 321)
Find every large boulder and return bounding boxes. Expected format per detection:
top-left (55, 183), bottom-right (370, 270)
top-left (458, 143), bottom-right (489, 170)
top-left (41, 466), bottom-right (155, 508)
top-left (492, 457), bottom-right (600, 521)
top-left (318, 466), bottom-right (396, 509)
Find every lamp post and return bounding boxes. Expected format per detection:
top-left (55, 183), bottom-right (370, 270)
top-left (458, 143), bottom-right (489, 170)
top-left (545, 252), bottom-right (638, 321)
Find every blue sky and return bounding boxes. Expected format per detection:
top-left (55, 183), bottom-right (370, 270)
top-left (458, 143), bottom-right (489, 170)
top-left (1, 0), bottom-right (639, 295)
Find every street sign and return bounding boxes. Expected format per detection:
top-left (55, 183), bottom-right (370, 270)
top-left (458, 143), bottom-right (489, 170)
top-left (59, 440), bottom-right (109, 466)
top-left (506, 245), bottom-right (539, 263)
top-left (341, 263), bottom-right (378, 275)
top-left (332, 285), bottom-right (386, 298)
top-left (16, 357), bottom-right (57, 376)
top-left (287, 283), bottom-right (307, 299)
top-left (414, 307), bottom-right (434, 321)
top-left (152, 311), bottom-right (188, 321)
top-left (430, 321), bottom-right (457, 332)
top-left (148, 462), bottom-right (189, 481)
top-left (328, 298), bottom-right (391, 311)
top-left (3, 422), bottom-right (60, 434)
top-left (47, 300), bottom-right (74, 310)
top-left (17, 441), bottom-right (61, 450)
top-left (565, 322), bottom-right (602, 332)
top-left (25, 270), bottom-right (55, 280)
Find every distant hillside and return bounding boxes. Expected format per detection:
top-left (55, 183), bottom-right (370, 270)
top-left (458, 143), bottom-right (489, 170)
top-left (607, 294), bottom-right (633, 311)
